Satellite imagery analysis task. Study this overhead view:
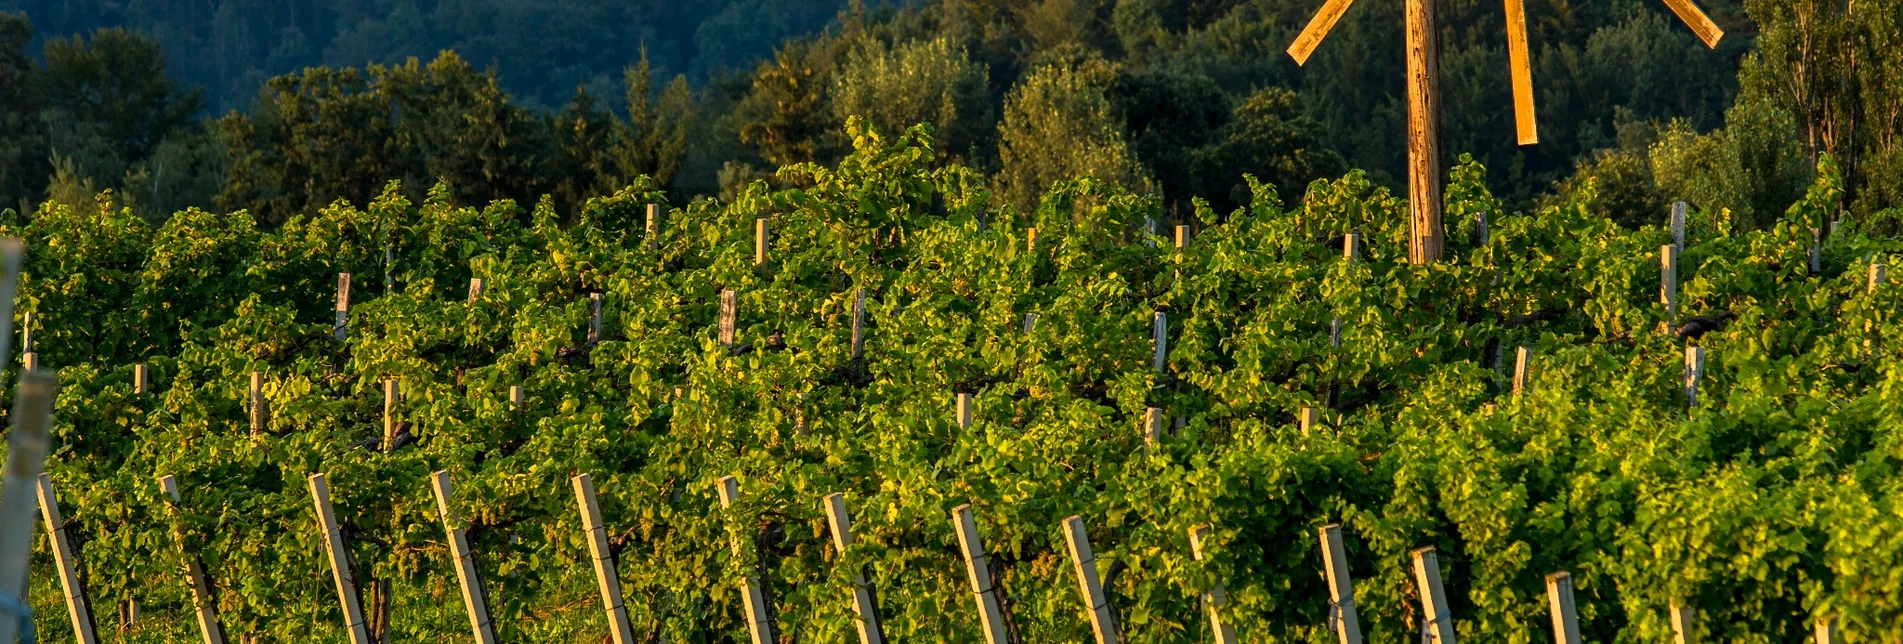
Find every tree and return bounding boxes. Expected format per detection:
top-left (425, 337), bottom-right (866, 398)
top-left (1189, 87), bottom-right (1345, 215)
top-left (37, 27), bottom-right (205, 171)
top-left (0, 12), bottom-right (47, 214)
top-left (831, 36), bottom-right (992, 159)
top-left (995, 58), bottom-right (1153, 210)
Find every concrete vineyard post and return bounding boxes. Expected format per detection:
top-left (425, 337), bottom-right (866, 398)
top-left (335, 273), bottom-right (351, 341)
top-left (755, 218), bottom-right (769, 266)
top-left (588, 292), bottom-right (603, 344)
top-left (134, 364), bottom-right (149, 394)
top-left (1143, 217), bottom-right (1157, 248)
top-left (1404, 0), bottom-right (1444, 265)
top-left (1512, 347), bottom-right (1532, 395)
top-left (1684, 347), bottom-right (1706, 409)
top-left (383, 379), bottom-right (400, 451)
top-left (1411, 547), bottom-right (1456, 644)
top-left (1330, 318), bottom-right (1343, 348)
top-left (717, 476), bottom-right (774, 644)
top-left (572, 474), bottom-right (635, 644)
top-left (646, 204), bottom-right (662, 251)
top-left (719, 290), bottom-right (737, 348)
top-left (250, 372), bottom-right (265, 436)
top-left (1813, 616), bottom-right (1837, 644)
top-left (1662, 245), bottom-right (1679, 324)
top-left (468, 278), bottom-right (484, 303)
top-left (1062, 516), bottom-right (1119, 644)
top-left (851, 287), bottom-right (867, 360)
top-left (1152, 312), bottom-right (1168, 374)
top-left (1144, 407), bottom-right (1163, 446)
top-left (1186, 526), bottom-right (1237, 644)
top-left (307, 473), bottom-right (372, 644)
top-left (161, 475), bottom-right (226, 644)
top-left (37, 474), bottom-right (99, 644)
top-left (951, 504), bottom-right (1010, 644)
top-left (431, 471), bottom-right (498, 644)
top-left (1475, 210), bottom-right (1489, 247)
top-left (1317, 524), bottom-right (1363, 644)
top-left (1670, 202), bottom-right (1687, 252)
top-left (1809, 228), bottom-right (1823, 274)
top-left (957, 393), bottom-right (974, 429)
top-left (823, 493), bottom-right (883, 644)
top-left (1670, 600), bottom-right (1694, 644)
top-left (1545, 572), bottom-right (1580, 644)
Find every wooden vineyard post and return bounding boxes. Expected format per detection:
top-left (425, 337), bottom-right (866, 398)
top-left (308, 473), bottom-right (372, 644)
top-left (1512, 347), bottom-right (1532, 395)
top-left (21, 351), bottom-right (36, 372)
top-left (951, 504), bottom-right (1010, 644)
top-left (160, 475), bottom-right (226, 644)
top-left (1333, 233), bottom-right (1358, 348)
top-left (588, 292), bottom-right (604, 344)
top-left (1809, 228), bottom-right (1823, 275)
top-left (1545, 572), bottom-right (1581, 644)
top-left (37, 473), bottom-right (100, 644)
top-left (1684, 347), bottom-right (1706, 409)
top-left (431, 471), bottom-right (498, 644)
top-left (1175, 225), bottom-right (1189, 249)
top-left (134, 364), bottom-right (149, 394)
top-left (509, 386), bottom-right (524, 411)
top-left (1662, 245), bottom-right (1679, 325)
top-left (823, 493), bottom-right (883, 644)
top-left (755, 218), bottom-right (770, 266)
top-left (646, 204), bottom-right (662, 251)
top-left (1405, 0), bottom-right (1444, 264)
top-left (250, 372), bottom-right (265, 436)
top-left (1299, 407), bottom-right (1322, 435)
top-left (383, 379), bottom-right (400, 451)
top-left (1026, 228), bottom-right (1037, 253)
top-left (717, 476), bottom-right (775, 644)
top-left (0, 371), bottom-right (56, 644)
top-left (572, 474), bottom-right (635, 644)
top-left (468, 278), bottom-right (485, 303)
top-left (1474, 210), bottom-right (1490, 247)
top-left (1186, 526), bottom-right (1237, 644)
top-left (1814, 616), bottom-right (1838, 644)
top-left (1317, 524), bottom-right (1363, 644)
top-left (1669, 600), bottom-right (1694, 644)
top-left (335, 273), bottom-right (351, 341)
top-left (851, 287), bottom-right (867, 360)
top-left (1152, 312), bottom-right (1168, 374)
top-left (957, 393), bottom-right (974, 429)
top-left (1411, 547), bottom-right (1456, 644)
top-left (1062, 516), bottom-right (1119, 644)
top-left (1670, 202), bottom-right (1688, 252)
top-left (1872, 264), bottom-right (1887, 292)
top-left (1023, 313), bottom-right (1038, 334)
top-left (19, 311), bottom-right (29, 355)
top-left (719, 290), bottom-right (738, 348)
top-left (1144, 407), bottom-right (1164, 446)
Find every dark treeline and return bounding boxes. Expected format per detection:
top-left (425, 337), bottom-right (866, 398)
top-left (1, 0), bottom-right (1900, 231)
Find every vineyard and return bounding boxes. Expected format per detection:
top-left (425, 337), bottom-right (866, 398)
top-left (5, 123), bottom-right (1903, 643)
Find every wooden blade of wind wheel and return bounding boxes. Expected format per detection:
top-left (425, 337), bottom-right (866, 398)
top-left (1287, 0), bottom-right (1360, 66)
top-left (1505, 0), bottom-right (1537, 145)
top-left (1660, 0), bottom-right (1724, 48)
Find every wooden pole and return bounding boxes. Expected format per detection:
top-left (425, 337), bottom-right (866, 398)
top-left (509, 385), bottom-right (524, 411)
top-left (383, 379), bottom-right (400, 451)
top-left (717, 476), bottom-right (775, 644)
top-left (1175, 225), bottom-right (1189, 249)
top-left (1299, 407), bottom-right (1321, 435)
top-left (1871, 264), bottom-right (1887, 292)
top-left (1545, 572), bottom-right (1580, 644)
top-left (1152, 312), bottom-right (1168, 374)
top-left (646, 204), bottom-right (662, 251)
top-left (1287, 0), bottom-right (1357, 65)
top-left (1062, 516), bottom-right (1119, 644)
top-left (250, 372), bottom-right (265, 436)
top-left (335, 273), bottom-right (351, 341)
top-left (1512, 347), bottom-right (1532, 395)
top-left (951, 504), bottom-right (1010, 644)
top-left (572, 474), bottom-right (635, 644)
top-left (1475, 210), bottom-right (1489, 247)
top-left (1404, 0), bottom-right (1444, 264)
top-left (1684, 346), bottom-right (1706, 409)
top-left (1411, 547), bottom-right (1456, 644)
top-left (21, 351), bottom-right (36, 372)
top-left (1670, 202), bottom-right (1687, 252)
top-left (1186, 526), bottom-right (1237, 644)
top-left (1669, 600), bottom-right (1694, 644)
top-left (588, 292), bottom-right (604, 344)
top-left (134, 364), bottom-right (149, 394)
top-left (468, 278), bottom-right (484, 303)
top-left (755, 218), bottom-right (770, 266)
top-left (1505, 0), bottom-right (1537, 145)
top-left (307, 473), bottom-right (372, 644)
top-left (823, 493), bottom-right (883, 644)
top-left (431, 471), bottom-right (498, 644)
top-left (1026, 228), bottom-right (1037, 253)
top-left (1317, 524), bottom-right (1363, 644)
top-left (719, 290), bottom-right (737, 348)
top-left (160, 475), bottom-right (226, 644)
top-left (957, 393), bottom-right (974, 429)
top-left (37, 474), bottom-right (99, 644)
top-left (1660, 0), bottom-right (1726, 47)
top-left (1023, 313), bottom-right (1038, 334)
top-left (0, 371), bottom-right (56, 644)
top-left (1662, 245), bottom-right (1679, 325)
top-left (1813, 616), bottom-right (1837, 644)
top-left (851, 287), bottom-right (867, 360)
top-left (1144, 407), bottom-right (1163, 446)
top-left (1330, 318), bottom-right (1343, 348)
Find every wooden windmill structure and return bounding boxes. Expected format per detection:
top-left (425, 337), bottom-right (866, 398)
top-left (1288, 0), bottom-right (1725, 264)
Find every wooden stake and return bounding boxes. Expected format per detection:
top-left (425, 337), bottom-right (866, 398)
top-left (572, 474), bottom-right (635, 644)
top-left (1871, 264), bottom-right (1887, 292)
top-left (431, 471), bottom-right (498, 644)
top-left (249, 372), bottom-right (265, 436)
top-left (468, 278), bottom-right (484, 303)
top-left (1187, 526), bottom-right (1237, 644)
top-left (717, 476), bottom-right (775, 644)
top-left (1662, 245), bottom-right (1679, 324)
top-left (1405, 0), bottom-right (1445, 264)
top-left (1331, 318), bottom-right (1343, 348)
top-left (1512, 347), bottom-right (1532, 395)
top-left (951, 504), bottom-right (1010, 644)
top-left (1809, 228), bottom-right (1823, 274)
top-left (1343, 233), bottom-right (1360, 261)
top-left (719, 290), bottom-right (737, 348)
top-left (588, 292), bottom-right (604, 344)
top-left (1505, 0), bottom-right (1537, 145)
top-left (1023, 313), bottom-right (1038, 334)
top-left (18, 311), bottom-right (29, 353)
top-left (335, 273), bottom-right (351, 341)
top-left (1475, 210), bottom-right (1489, 247)
top-left (823, 493), bottom-right (883, 644)
top-left (755, 218), bottom-right (770, 266)
top-left (1545, 572), bottom-right (1580, 644)
top-left (851, 287), bottom-right (867, 360)
top-left (307, 473), bottom-right (372, 644)
top-left (1813, 616), bottom-right (1837, 644)
top-left (1144, 407), bottom-right (1163, 446)
top-left (1317, 525), bottom-right (1364, 644)
top-left (1175, 225), bottom-right (1189, 249)
top-left (1026, 228), bottom-right (1037, 253)
top-left (1670, 202), bottom-right (1688, 252)
top-left (957, 393), bottom-right (974, 429)
top-left (134, 364), bottom-right (149, 394)
top-left (21, 351), bottom-right (36, 371)
top-left (37, 474), bottom-right (99, 644)
top-left (1411, 546), bottom-right (1456, 644)
top-left (1684, 346), bottom-right (1705, 408)
top-left (1152, 312), bottom-right (1168, 374)
top-left (383, 379), bottom-right (400, 451)
top-left (160, 476), bottom-right (226, 644)
top-left (510, 386), bottom-right (524, 411)
top-left (1062, 516), bottom-right (1119, 644)
top-left (646, 204), bottom-right (662, 251)
top-left (1669, 600), bottom-right (1694, 644)
top-left (1299, 407), bottom-right (1322, 435)
top-left (1287, 0), bottom-right (1358, 65)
